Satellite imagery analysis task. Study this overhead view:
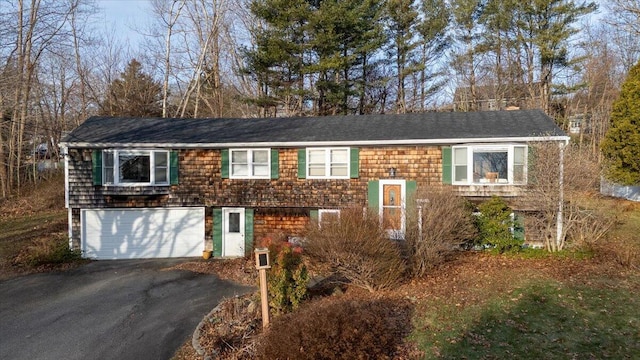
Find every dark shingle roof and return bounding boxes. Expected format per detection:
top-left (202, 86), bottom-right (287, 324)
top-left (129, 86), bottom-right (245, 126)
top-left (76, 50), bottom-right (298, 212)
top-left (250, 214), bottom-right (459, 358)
top-left (61, 110), bottom-right (567, 147)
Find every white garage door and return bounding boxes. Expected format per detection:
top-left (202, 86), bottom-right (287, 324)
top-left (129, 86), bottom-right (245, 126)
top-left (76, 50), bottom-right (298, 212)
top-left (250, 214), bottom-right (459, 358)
top-left (81, 208), bottom-right (205, 259)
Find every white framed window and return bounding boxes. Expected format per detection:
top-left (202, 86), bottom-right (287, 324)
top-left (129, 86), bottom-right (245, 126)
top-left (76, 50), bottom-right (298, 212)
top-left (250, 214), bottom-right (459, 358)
top-left (452, 145), bottom-right (527, 185)
top-left (307, 148), bottom-right (349, 179)
top-left (230, 149), bottom-right (270, 179)
top-left (103, 150), bottom-right (169, 185)
top-left (318, 209), bottom-right (340, 226)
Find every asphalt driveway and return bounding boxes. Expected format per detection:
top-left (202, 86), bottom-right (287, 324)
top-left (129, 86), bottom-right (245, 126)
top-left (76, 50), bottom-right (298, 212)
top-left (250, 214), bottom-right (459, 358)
top-left (0, 259), bottom-right (252, 360)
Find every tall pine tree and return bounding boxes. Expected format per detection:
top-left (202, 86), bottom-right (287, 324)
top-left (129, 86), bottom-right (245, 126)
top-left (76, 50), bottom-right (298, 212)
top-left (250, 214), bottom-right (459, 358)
top-left (601, 61), bottom-right (640, 186)
top-left (100, 59), bottom-right (163, 117)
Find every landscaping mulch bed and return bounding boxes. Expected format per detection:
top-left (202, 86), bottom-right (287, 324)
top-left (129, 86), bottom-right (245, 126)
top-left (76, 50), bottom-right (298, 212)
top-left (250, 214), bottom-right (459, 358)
top-left (172, 247), bottom-right (634, 360)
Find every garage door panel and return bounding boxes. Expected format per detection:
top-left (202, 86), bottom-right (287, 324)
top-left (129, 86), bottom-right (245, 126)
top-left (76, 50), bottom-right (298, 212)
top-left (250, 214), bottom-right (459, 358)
top-left (82, 208), bottom-right (205, 259)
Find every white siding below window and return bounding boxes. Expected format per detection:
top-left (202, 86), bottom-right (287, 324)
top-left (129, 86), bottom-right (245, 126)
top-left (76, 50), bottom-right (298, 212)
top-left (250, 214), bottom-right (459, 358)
top-left (81, 208), bottom-right (204, 259)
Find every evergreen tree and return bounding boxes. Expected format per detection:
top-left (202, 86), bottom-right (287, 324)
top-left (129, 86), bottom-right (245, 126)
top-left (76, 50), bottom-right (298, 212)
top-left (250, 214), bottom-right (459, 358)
top-left (308, 0), bottom-right (385, 115)
top-left (386, 0), bottom-right (420, 113)
top-left (601, 61), bottom-right (640, 186)
top-left (415, 0), bottom-right (450, 110)
top-left (100, 59), bottom-right (163, 117)
top-left (245, 0), bottom-right (311, 117)
top-left (512, 0), bottom-right (597, 114)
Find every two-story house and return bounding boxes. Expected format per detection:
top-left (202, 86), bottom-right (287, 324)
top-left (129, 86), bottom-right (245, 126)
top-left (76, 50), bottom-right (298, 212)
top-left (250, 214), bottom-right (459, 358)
top-left (60, 110), bottom-right (569, 259)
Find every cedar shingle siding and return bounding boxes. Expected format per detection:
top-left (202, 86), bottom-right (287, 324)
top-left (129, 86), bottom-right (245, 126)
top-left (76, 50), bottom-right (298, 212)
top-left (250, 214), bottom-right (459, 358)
top-left (62, 110), bottom-right (569, 253)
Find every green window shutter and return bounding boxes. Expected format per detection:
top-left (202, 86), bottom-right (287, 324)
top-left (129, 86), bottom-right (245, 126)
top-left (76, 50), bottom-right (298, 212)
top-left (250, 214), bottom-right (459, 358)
top-left (213, 209), bottom-right (223, 257)
top-left (270, 149), bottom-right (279, 179)
top-left (406, 180), bottom-right (417, 203)
top-left (514, 212), bottom-right (525, 241)
top-left (245, 209), bottom-right (254, 256)
top-left (310, 209), bottom-right (319, 221)
top-left (92, 150), bottom-right (102, 185)
top-left (221, 149), bottom-right (229, 179)
top-left (170, 151), bottom-right (179, 185)
top-left (297, 149), bottom-right (306, 179)
top-left (442, 147), bottom-right (452, 184)
top-left (528, 145), bottom-right (535, 184)
top-left (367, 180), bottom-right (379, 211)
top-left (350, 147), bottom-right (359, 178)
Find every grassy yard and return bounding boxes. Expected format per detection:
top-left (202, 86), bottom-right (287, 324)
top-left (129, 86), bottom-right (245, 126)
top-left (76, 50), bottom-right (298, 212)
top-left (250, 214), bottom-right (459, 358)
top-left (407, 198), bottom-right (640, 359)
top-left (0, 174), bottom-right (81, 279)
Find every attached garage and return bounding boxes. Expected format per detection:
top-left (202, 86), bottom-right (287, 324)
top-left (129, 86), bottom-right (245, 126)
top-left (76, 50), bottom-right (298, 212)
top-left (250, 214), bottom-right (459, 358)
top-left (81, 207), bottom-right (205, 259)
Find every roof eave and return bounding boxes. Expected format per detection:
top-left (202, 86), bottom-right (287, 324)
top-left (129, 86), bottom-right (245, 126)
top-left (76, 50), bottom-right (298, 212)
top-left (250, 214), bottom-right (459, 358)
top-left (59, 135), bottom-right (570, 149)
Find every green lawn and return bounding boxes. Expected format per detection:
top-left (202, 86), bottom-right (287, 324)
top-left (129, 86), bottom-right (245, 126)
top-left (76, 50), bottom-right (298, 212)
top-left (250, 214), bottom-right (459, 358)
top-left (410, 198), bottom-right (640, 359)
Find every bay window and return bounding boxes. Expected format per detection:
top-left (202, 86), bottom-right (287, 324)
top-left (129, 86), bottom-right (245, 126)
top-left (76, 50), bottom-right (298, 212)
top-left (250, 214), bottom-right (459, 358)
top-left (102, 150), bottom-right (170, 185)
top-left (452, 145), bottom-right (527, 185)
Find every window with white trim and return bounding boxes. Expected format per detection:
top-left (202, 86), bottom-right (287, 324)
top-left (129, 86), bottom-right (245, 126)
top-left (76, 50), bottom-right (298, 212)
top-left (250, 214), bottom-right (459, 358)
top-left (307, 148), bottom-right (349, 179)
top-left (103, 150), bottom-right (169, 185)
top-left (230, 149), bottom-right (270, 178)
top-left (318, 209), bottom-right (340, 226)
top-left (452, 145), bottom-right (527, 185)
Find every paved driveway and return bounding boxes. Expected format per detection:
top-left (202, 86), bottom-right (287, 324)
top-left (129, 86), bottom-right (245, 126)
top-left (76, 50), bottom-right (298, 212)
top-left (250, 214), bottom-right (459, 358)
top-left (0, 259), bottom-right (252, 360)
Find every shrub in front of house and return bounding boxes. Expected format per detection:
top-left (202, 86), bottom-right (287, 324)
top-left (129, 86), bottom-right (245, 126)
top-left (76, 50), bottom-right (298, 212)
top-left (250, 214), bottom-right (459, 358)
top-left (255, 297), bottom-right (413, 360)
top-left (303, 207), bottom-right (406, 292)
top-left (404, 188), bottom-right (477, 277)
top-left (476, 196), bottom-right (522, 253)
top-left (258, 236), bottom-right (309, 315)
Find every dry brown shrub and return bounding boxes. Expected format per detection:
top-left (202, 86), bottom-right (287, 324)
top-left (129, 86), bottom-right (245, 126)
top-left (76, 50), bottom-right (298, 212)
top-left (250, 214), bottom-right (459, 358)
top-left (404, 187), bottom-right (477, 277)
top-left (520, 142), bottom-right (604, 251)
top-left (255, 296), bottom-right (414, 360)
top-left (303, 207), bottom-right (406, 292)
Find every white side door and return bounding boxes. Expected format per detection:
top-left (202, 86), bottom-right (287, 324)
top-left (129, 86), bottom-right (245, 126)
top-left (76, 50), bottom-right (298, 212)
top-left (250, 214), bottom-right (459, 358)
top-left (222, 208), bottom-right (245, 257)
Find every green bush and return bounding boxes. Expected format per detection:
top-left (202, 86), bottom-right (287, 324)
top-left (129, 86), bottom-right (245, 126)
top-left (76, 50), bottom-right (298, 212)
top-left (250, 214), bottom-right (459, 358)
top-left (476, 196), bottom-right (522, 253)
top-left (256, 297), bottom-right (413, 360)
top-left (259, 236), bottom-right (309, 315)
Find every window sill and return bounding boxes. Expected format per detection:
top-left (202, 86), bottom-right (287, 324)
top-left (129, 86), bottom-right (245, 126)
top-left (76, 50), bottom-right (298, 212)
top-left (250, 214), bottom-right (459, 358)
top-left (99, 185), bottom-right (171, 196)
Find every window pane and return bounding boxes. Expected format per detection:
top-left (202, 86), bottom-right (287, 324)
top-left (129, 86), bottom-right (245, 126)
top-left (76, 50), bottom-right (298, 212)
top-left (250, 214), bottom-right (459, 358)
top-left (473, 151), bottom-right (507, 182)
top-left (104, 152), bottom-right (114, 167)
top-left (308, 150), bottom-right (325, 164)
top-left (119, 153), bottom-right (150, 183)
top-left (454, 165), bottom-right (467, 182)
top-left (330, 165), bottom-right (348, 176)
top-left (103, 152), bottom-right (114, 184)
top-left (231, 151), bottom-right (247, 163)
top-left (514, 147), bottom-right (525, 164)
top-left (253, 164), bottom-right (268, 176)
top-left (155, 152), bottom-right (167, 167)
top-left (253, 150), bottom-right (268, 163)
top-left (155, 167), bottom-right (167, 183)
top-left (228, 213), bottom-right (240, 233)
top-left (514, 165), bottom-right (524, 183)
top-left (454, 148), bottom-right (467, 165)
top-left (330, 149), bottom-right (348, 163)
top-left (309, 166), bottom-right (325, 176)
top-left (232, 164), bottom-right (248, 176)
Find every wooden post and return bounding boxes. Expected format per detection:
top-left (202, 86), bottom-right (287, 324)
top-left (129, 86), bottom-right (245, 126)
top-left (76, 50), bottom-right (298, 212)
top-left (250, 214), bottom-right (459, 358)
top-left (254, 248), bottom-right (271, 329)
top-left (259, 268), bottom-right (269, 328)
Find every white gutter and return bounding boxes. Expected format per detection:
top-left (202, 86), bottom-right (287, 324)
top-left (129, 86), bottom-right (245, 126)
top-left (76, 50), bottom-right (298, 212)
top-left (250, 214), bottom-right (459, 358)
top-left (556, 137), bottom-right (570, 248)
top-left (61, 145), bottom-right (73, 249)
top-left (59, 136), bottom-right (571, 149)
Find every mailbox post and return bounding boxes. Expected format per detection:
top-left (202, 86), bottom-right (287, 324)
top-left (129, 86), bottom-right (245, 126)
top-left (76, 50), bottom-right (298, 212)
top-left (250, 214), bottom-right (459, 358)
top-left (254, 248), bottom-right (271, 328)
